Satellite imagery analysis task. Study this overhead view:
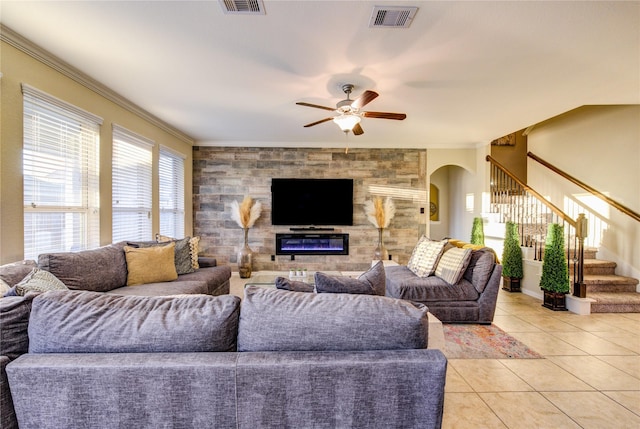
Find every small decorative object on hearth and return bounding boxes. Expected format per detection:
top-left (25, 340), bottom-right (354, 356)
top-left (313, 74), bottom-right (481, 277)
top-left (470, 217), bottom-right (485, 246)
top-left (364, 196), bottom-right (395, 260)
top-left (501, 221), bottom-right (523, 292)
top-left (539, 223), bottom-right (569, 311)
top-left (230, 196), bottom-right (262, 278)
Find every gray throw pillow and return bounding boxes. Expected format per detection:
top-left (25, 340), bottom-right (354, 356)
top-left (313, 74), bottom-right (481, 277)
top-left (315, 261), bottom-right (385, 296)
top-left (129, 238), bottom-right (194, 275)
top-left (238, 286), bottom-right (429, 352)
top-left (29, 290), bottom-right (241, 353)
top-left (275, 277), bottom-right (314, 292)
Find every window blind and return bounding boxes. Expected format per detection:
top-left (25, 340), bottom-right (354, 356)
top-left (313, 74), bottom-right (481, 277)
top-left (22, 84), bottom-right (101, 260)
top-left (159, 147), bottom-right (185, 238)
top-left (112, 125), bottom-right (153, 242)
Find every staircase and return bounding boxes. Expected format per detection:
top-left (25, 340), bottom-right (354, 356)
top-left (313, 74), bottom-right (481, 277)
top-left (576, 249), bottom-right (640, 313)
top-left (486, 155), bottom-right (640, 314)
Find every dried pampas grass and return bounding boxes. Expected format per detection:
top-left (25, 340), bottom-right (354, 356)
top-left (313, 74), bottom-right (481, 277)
top-left (231, 196), bottom-right (262, 229)
top-left (364, 197), bottom-right (395, 228)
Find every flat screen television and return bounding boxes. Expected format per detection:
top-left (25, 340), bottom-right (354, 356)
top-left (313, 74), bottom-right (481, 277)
top-left (271, 178), bottom-right (353, 226)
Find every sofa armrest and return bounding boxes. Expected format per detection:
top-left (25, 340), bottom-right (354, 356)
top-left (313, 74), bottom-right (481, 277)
top-left (198, 256), bottom-right (217, 268)
top-left (1, 355), bottom-right (18, 429)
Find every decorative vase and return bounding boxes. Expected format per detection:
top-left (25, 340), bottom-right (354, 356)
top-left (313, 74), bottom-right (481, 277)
top-left (238, 228), bottom-right (253, 279)
top-left (373, 227), bottom-right (389, 261)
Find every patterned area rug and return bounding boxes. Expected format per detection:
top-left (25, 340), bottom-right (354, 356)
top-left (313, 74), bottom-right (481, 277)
top-left (443, 324), bottom-right (544, 359)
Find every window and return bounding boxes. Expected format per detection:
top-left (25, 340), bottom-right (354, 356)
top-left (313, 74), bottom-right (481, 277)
top-left (22, 85), bottom-right (101, 260)
top-left (159, 147), bottom-right (185, 238)
top-left (112, 125), bottom-right (153, 242)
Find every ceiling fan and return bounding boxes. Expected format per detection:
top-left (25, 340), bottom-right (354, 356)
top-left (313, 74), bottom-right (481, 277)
top-left (296, 84), bottom-right (406, 135)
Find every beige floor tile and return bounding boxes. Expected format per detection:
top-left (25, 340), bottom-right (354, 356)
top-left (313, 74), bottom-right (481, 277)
top-left (449, 359), bottom-right (533, 392)
top-left (596, 355), bottom-right (640, 378)
top-left (556, 314), bottom-right (622, 332)
top-left (551, 331), bottom-right (637, 355)
top-left (444, 363), bottom-right (474, 393)
top-left (517, 315), bottom-right (582, 332)
top-left (492, 315), bottom-right (543, 333)
top-left (479, 392), bottom-right (581, 429)
top-left (602, 391), bottom-right (640, 416)
top-left (499, 359), bottom-right (594, 392)
top-left (542, 391), bottom-right (640, 429)
top-left (549, 355), bottom-right (640, 390)
top-left (443, 393), bottom-right (507, 429)
top-left (507, 331), bottom-right (588, 356)
top-left (591, 331), bottom-right (640, 354)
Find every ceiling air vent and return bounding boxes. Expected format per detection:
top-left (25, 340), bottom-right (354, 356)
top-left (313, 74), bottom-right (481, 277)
top-left (369, 6), bottom-right (418, 28)
top-left (220, 0), bottom-right (265, 15)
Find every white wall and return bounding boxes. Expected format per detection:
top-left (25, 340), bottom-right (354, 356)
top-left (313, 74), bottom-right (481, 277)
top-left (527, 105), bottom-right (640, 278)
top-left (427, 147), bottom-right (490, 241)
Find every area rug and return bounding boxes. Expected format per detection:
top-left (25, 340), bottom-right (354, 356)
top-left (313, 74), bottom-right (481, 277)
top-left (442, 324), bottom-right (544, 359)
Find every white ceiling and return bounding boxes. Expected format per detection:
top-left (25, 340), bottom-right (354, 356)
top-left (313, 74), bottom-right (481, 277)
top-left (1, 1), bottom-right (639, 149)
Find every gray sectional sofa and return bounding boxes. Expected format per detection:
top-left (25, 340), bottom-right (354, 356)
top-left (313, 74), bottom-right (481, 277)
top-left (2, 287), bottom-right (447, 429)
top-left (385, 245), bottom-right (502, 324)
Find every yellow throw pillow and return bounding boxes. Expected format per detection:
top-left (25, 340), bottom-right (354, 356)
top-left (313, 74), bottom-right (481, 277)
top-left (124, 243), bottom-right (178, 286)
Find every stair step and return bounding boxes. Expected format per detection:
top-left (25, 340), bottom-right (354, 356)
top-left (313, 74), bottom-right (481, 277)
top-left (570, 259), bottom-right (617, 275)
top-left (576, 274), bottom-right (639, 293)
top-left (588, 292), bottom-right (640, 313)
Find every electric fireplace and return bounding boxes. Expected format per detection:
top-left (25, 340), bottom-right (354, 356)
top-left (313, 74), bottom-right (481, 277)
top-left (275, 233), bottom-right (349, 256)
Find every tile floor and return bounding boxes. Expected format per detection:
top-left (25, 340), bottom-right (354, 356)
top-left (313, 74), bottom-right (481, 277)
top-left (230, 273), bottom-right (640, 428)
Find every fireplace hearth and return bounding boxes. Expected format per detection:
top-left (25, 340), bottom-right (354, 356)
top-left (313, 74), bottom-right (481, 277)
top-left (275, 233), bottom-right (349, 255)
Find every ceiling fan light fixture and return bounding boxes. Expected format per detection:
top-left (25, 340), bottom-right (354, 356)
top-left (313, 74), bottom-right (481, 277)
top-left (333, 114), bottom-right (361, 132)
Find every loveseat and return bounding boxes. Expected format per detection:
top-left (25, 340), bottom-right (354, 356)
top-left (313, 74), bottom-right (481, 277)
top-left (385, 237), bottom-right (502, 324)
top-left (3, 287), bottom-right (447, 429)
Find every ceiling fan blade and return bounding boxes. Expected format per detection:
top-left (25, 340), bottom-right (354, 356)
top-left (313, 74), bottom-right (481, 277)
top-left (351, 90), bottom-right (379, 109)
top-left (303, 117), bottom-right (334, 127)
top-left (352, 123), bottom-right (364, 135)
top-left (296, 102), bottom-right (336, 112)
top-left (362, 111), bottom-right (407, 120)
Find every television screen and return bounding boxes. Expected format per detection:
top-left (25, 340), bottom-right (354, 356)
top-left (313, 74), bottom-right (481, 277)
top-left (271, 178), bottom-right (353, 226)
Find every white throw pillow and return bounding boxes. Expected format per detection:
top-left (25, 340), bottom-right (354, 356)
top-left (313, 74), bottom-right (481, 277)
top-left (407, 236), bottom-right (448, 278)
top-left (435, 247), bottom-right (473, 285)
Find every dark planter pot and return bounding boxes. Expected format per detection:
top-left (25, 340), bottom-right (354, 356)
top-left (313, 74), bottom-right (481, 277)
top-left (502, 276), bottom-right (521, 293)
top-left (542, 290), bottom-right (568, 311)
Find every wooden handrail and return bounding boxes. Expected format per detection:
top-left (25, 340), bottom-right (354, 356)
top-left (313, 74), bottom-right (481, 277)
top-left (528, 152), bottom-right (640, 223)
top-left (486, 155), bottom-right (577, 228)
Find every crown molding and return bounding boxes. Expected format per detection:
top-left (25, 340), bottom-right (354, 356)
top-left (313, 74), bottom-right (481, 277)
top-left (1, 24), bottom-right (195, 145)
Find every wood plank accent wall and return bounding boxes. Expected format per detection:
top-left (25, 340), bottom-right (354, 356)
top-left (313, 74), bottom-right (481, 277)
top-left (192, 147), bottom-right (427, 272)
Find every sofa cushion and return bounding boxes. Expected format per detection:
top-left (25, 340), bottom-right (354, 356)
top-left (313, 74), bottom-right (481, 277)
top-left (124, 243), bottom-right (178, 286)
top-left (0, 260), bottom-right (38, 289)
top-left (38, 243), bottom-right (127, 292)
top-left (177, 265), bottom-right (231, 295)
top-left (463, 248), bottom-right (497, 293)
top-left (0, 296), bottom-right (34, 360)
top-left (0, 278), bottom-right (10, 296)
top-left (28, 290), bottom-right (241, 353)
top-left (315, 261), bottom-right (385, 296)
top-left (105, 280), bottom-right (210, 296)
top-left (385, 265), bottom-right (480, 302)
top-left (238, 286), bottom-right (429, 352)
top-left (275, 277), bottom-right (315, 292)
top-left (434, 247), bottom-right (473, 285)
top-left (14, 268), bottom-right (69, 296)
top-left (407, 236), bottom-right (447, 278)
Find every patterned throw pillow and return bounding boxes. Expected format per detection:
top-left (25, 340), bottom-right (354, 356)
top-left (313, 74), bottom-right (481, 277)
top-left (14, 268), bottom-right (69, 296)
top-left (407, 236), bottom-right (448, 278)
top-left (157, 234), bottom-right (201, 271)
top-left (435, 247), bottom-right (473, 285)
top-left (0, 277), bottom-right (10, 296)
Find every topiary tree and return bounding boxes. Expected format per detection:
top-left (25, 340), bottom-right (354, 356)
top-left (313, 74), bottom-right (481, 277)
top-left (501, 221), bottom-right (523, 292)
top-left (540, 223), bottom-right (570, 294)
top-left (470, 217), bottom-right (485, 246)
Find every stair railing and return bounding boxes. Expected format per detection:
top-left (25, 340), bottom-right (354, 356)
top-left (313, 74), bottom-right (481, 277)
top-left (486, 155), bottom-right (586, 297)
top-left (528, 152), bottom-right (640, 223)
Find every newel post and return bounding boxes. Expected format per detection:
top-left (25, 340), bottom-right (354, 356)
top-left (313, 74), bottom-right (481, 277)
top-left (573, 213), bottom-right (588, 298)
